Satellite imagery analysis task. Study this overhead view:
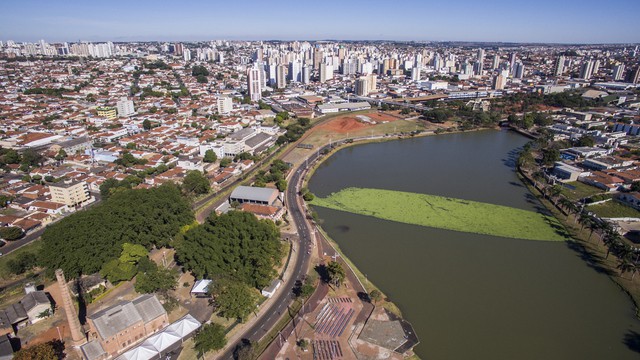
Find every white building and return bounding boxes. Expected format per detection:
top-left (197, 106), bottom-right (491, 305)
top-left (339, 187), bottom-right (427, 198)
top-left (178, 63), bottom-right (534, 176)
top-left (216, 96), bottom-right (233, 115)
top-left (116, 97), bottom-right (135, 117)
top-left (247, 64), bottom-right (263, 102)
top-left (320, 63), bottom-right (333, 83)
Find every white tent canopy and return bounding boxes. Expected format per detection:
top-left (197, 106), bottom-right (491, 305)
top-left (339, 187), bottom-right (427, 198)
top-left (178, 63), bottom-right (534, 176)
top-left (166, 314), bottom-right (200, 338)
top-left (116, 343), bottom-right (158, 360)
top-left (114, 315), bottom-right (201, 360)
top-left (144, 329), bottom-right (182, 353)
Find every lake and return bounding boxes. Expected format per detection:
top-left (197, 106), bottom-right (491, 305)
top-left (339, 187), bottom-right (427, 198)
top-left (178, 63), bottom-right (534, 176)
top-left (308, 129), bottom-right (640, 359)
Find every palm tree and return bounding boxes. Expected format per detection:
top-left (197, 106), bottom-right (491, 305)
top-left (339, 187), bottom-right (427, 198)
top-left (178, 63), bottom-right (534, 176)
top-left (618, 259), bottom-right (638, 280)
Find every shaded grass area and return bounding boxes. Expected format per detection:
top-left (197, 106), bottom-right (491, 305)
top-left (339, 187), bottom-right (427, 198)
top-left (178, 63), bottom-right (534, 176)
top-left (589, 200), bottom-right (640, 219)
top-left (0, 240), bottom-right (42, 280)
top-left (312, 188), bottom-right (569, 241)
top-left (560, 181), bottom-right (603, 201)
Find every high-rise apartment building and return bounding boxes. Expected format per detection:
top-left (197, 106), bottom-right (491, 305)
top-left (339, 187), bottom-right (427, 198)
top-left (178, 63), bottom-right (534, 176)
top-left (247, 64), bottom-right (263, 102)
top-left (276, 64), bottom-right (287, 89)
top-left (613, 64), bottom-right (625, 81)
top-left (288, 60), bottom-right (302, 82)
top-left (554, 55), bottom-right (565, 76)
top-left (320, 63), bottom-right (333, 83)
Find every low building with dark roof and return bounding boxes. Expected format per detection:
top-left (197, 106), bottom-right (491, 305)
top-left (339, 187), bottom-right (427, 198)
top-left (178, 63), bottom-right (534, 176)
top-left (229, 185), bottom-right (279, 206)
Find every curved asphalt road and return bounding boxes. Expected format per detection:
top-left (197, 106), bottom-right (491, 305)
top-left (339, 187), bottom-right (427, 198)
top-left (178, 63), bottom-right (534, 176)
top-left (216, 145), bottom-right (330, 359)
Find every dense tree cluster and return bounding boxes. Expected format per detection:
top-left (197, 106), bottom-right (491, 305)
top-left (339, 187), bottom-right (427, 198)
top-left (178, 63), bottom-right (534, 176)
top-left (207, 277), bottom-right (258, 321)
top-left (276, 117), bottom-right (311, 145)
top-left (175, 211), bottom-right (283, 289)
top-left (194, 323), bottom-right (227, 356)
top-left (181, 170), bottom-right (211, 195)
top-left (40, 184), bottom-right (193, 277)
top-left (254, 159), bottom-right (290, 191)
top-left (0, 226), bottom-right (23, 240)
top-left (14, 340), bottom-right (64, 360)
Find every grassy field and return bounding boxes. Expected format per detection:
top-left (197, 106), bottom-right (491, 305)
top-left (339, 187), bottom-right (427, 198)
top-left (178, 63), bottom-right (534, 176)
top-left (0, 240), bottom-right (42, 280)
top-left (312, 188), bottom-right (569, 241)
top-left (560, 181), bottom-right (603, 201)
top-left (588, 200), bottom-right (640, 218)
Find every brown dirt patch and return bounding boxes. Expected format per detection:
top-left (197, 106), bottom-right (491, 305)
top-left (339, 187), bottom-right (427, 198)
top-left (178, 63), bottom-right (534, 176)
top-left (317, 117), bottom-right (370, 134)
top-left (367, 112), bottom-right (402, 122)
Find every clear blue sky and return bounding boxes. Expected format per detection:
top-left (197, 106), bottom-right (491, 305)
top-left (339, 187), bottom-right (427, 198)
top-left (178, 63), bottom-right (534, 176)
top-left (1, 0), bottom-right (639, 44)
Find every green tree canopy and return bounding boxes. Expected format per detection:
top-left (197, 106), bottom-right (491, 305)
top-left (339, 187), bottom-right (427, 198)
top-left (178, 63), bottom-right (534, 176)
top-left (134, 258), bottom-right (178, 295)
top-left (327, 261), bottom-right (346, 288)
top-left (176, 211), bottom-right (283, 288)
top-left (182, 170), bottom-right (211, 195)
top-left (194, 323), bottom-right (227, 356)
top-left (40, 184), bottom-right (193, 277)
top-left (207, 277), bottom-right (257, 321)
top-left (203, 149), bottom-right (218, 163)
top-left (0, 226), bottom-right (23, 240)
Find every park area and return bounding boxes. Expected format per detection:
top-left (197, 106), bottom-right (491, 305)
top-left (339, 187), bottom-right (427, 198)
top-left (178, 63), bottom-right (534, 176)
top-left (312, 187), bottom-right (569, 241)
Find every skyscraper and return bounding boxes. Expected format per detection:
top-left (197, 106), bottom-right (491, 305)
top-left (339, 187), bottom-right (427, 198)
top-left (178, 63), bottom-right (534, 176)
top-left (514, 62), bottom-right (525, 79)
top-left (288, 60), bottom-right (302, 83)
top-left (493, 74), bottom-right (506, 90)
top-left (626, 66), bottom-right (640, 84)
top-left (247, 64), bottom-right (263, 102)
top-left (411, 66), bottom-right (421, 81)
top-left (302, 65), bottom-right (311, 84)
top-left (355, 76), bottom-right (370, 96)
top-left (613, 64), bottom-right (625, 81)
top-left (320, 63), bottom-right (333, 83)
top-left (554, 55), bottom-right (565, 76)
top-left (477, 48), bottom-right (485, 72)
top-left (276, 64), bottom-right (287, 89)
top-left (492, 54), bottom-right (500, 70)
top-left (580, 59), bottom-right (594, 80)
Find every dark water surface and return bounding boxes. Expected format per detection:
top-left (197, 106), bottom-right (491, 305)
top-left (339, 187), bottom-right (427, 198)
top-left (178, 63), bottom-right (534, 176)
top-left (309, 130), bottom-right (640, 359)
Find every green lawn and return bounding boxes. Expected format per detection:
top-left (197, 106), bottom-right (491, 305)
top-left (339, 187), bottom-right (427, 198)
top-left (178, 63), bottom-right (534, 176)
top-left (588, 200), bottom-right (640, 219)
top-left (0, 240), bottom-right (42, 279)
top-left (559, 181), bottom-right (603, 201)
top-left (312, 188), bottom-right (568, 241)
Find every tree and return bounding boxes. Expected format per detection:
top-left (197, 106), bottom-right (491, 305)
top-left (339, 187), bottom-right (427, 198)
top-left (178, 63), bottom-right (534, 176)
top-left (327, 261), bottom-right (346, 288)
top-left (119, 243), bottom-right (148, 264)
top-left (21, 149), bottom-right (44, 167)
top-left (618, 259), bottom-right (638, 280)
top-left (302, 192), bottom-right (315, 202)
top-left (194, 323), bottom-right (227, 356)
top-left (176, 211), bottom-right (283, 288)
top-left (208, 277), bottom-right (257, 321)
top-left (276, 179), bottom-right (287, 192)
top-left (300, 283), bottom-right (315, 299)
top-left (135, 259), bottom-right (178, 294)
top-left (219, 157), bottom-right (232, 167)
top-left (234, 340), bottom-right (256, 360)
top-left (6, 252), bottom-right (39, 275)
top-left (100, 258), bottom-right (137, 284)
top-left (54, 149), bottom-right (67, 161)
top-left (40, 184), bottom-right (193, 277)
top-left (143, 119), bottom-right (152, 130)
top-left (182, 170), bottom-right (211, 195)
top-left (203, 149), bottom-right (217, 163)
top-left (541, 148), bottom-right (560, 166)
top-left (577, 136), bottom-right (596, 147)
top-left (369, 289), bottom-right (382, 305)
top-left (14, 340), bottom-right (64, 360)
top-left (0, 226), bottom-right (23, 240)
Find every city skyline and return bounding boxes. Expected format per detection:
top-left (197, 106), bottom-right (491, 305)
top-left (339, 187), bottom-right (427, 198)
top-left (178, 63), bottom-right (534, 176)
top-left (1, 0), bottom-right (639, 44)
